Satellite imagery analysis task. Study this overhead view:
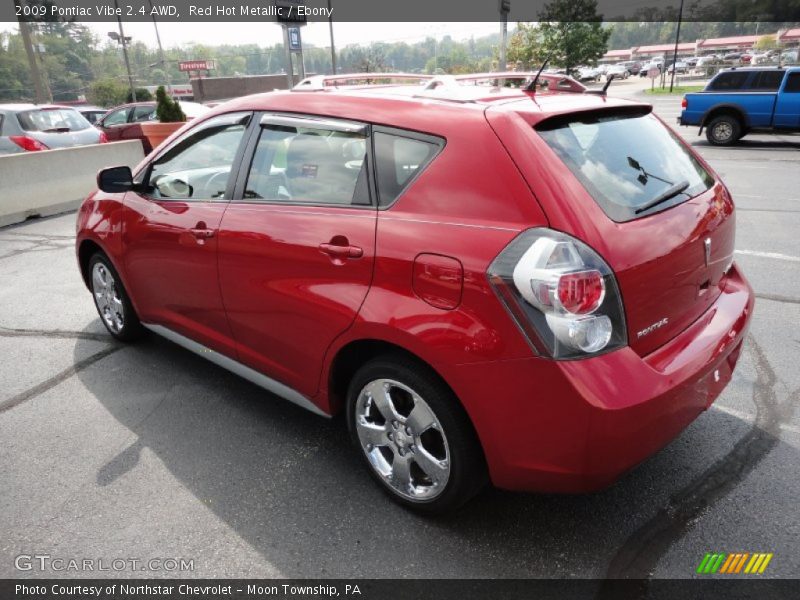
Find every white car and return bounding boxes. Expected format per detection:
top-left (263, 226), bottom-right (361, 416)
top-left (605, 64), bottom-right (630, 80)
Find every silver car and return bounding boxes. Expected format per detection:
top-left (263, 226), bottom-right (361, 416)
top-left (0, 104), bottom-right (104, 155)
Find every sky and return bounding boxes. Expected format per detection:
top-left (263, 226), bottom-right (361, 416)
top-left (0, 21), bottom-right (501, 49)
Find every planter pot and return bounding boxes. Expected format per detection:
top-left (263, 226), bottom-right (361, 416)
top-left (139, 121), bottom-right (185, 152)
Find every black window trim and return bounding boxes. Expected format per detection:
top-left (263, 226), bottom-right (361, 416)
top-left (0, 113), bottom-right (4, 135)
top-left (230, 111), bottom-right (377, 210)
top-left (370, 125), bottom-right (446, 211)
top-left (136, 110), bottom-right (255, 204)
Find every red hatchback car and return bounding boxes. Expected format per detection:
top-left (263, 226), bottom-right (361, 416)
top-left (76, 73), bottom-right (754, 513)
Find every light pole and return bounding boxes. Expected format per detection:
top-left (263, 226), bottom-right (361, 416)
top-left (498, 0), bottom-right (510, 71)
top-left (669, 0), bottom-right (684, 93)
top-left (147, 0), bottom-right (172, 94)
top-left (327, 0), bottom-right (336, 74)
top-left (108, 6), bottom-right (136, 103)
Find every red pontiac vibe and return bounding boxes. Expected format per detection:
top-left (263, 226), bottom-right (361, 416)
top-left (76, 73), bottom-right (754, 513)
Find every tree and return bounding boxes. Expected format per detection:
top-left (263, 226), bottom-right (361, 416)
top-left (87, 78), bottom-right (127, 107)
top-left (155, 85), bottom-right (186, 122)
top-left (529, 0), bottom-right (612, 75)
top-left (754, 34), bottom-right (778, 50)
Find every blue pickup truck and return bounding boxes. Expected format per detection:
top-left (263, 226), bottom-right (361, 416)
top-left (679, 67), bottom-right (800, 145)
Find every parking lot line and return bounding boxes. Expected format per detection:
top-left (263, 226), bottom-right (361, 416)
top-left (735, 249), bottom-right (800, 263)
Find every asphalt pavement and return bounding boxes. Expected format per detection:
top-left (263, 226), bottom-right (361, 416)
top-left (0, 86), bottom-right (798, 581)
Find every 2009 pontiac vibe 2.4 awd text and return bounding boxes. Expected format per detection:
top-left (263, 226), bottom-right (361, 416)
top-left (76, 72), bottom-right (753, 513)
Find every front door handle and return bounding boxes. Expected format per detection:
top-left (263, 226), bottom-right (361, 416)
top-left (190, 221), bottom-right (216, 239)
top-left (319, 242), bottom-right (363, 259)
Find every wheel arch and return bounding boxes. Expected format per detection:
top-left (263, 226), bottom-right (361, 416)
top-left (700, 104), bottom-right (748, 131)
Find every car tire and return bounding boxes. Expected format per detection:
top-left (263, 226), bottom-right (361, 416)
top-left (88, 253), bottom-right (144, 342)
top-left (705, 115), bottom-right (741, 146)
top-left (346, 354), bottom-right (487, 514)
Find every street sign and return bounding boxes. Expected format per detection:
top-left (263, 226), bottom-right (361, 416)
top-left (178, 59), bottom-right (216, 72)
top-left (288, 27), bottom-right (301, 51)
top-left (647, 66), bottom-right (660, 79)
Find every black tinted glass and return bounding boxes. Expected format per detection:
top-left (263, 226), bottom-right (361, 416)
top-left (709, 72), bottom-right (749, 90)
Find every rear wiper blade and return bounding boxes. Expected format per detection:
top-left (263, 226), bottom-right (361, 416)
top-left (635, 180), bottom-right (690, 214)
top-left (42, 127), bottom-right (71, 133)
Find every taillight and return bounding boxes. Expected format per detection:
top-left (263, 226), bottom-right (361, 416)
top-left (488, 228), bottom-right (627, 359)
top-left (98, 131), bottom-right (108, 143)
top-left (681, 97), bottom-right (688, 109)
top-left (9, 135), bottom-right (49, 152)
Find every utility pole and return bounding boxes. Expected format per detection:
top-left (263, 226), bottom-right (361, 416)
top-left (498, 0), bottom-right (510, 71)
top-left (111, 0), bottom-right (136, 102)
top-left (669, 0), bottom-right (684, 93)
top-left (148, 0), bottom-right (172, 94)
top-left (327, 0), bottom-right (336, 74)
top-left (14, 0), bottom-right (50, 103)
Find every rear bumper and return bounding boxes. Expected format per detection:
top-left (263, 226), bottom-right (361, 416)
top-left (449, 263), bottom-right (754, 493)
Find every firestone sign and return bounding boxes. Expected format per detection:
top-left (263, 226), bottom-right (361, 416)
top-left (178, 60), bottom-right (216, 72)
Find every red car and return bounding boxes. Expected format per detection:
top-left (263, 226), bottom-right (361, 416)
top-left (76, 73), bottom-right (753, 513)
top-left (96, 100), bottom-right (209, 154)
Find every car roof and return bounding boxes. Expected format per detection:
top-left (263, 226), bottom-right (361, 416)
top-left (0, 103), bottom-right (77, 112)
top-left (209, 76), bottom-right (644, 133)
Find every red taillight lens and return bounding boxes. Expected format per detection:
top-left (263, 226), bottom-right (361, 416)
top-left (681, 97), bottom-right (688, 109)
top-left (557, 270), bottom-right (604, 314)
top-left (98, 131), bottom-right (108, 143)
top-left (487, 229), bottom-right (627, 359)
top-left (9, 135), bottom-right (49, 152)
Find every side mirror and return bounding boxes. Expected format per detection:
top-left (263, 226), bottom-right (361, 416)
top-left (97, 166), bottom-right (134, 193)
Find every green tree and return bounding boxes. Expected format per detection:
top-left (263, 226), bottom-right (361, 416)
top-left (86, 78), bottom-right (127, 107)
top-left (155, 85), bottom-right (186, 122)
top-left (526, 0), bottom-right (612, 75)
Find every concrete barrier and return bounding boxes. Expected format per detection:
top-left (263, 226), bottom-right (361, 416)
top-left (0, 140), bottom-right (144, 228)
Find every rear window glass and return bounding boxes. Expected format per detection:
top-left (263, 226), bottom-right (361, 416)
top-left (537, 111), bottom-right (714, 222)
top-left (16, 108), bottom-right (91, 132)
top-left (708, 71), bottom-right (749, 90)
top-left (373, 131), bottom-right (442, 207)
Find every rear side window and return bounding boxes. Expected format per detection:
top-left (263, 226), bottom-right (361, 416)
top-left (537, 110), bottom-right (714, 222)
top-left (708, 71), bottom-right (749, 90)
top-left (0, 114), bottom-right (4, 135)
top-left (785, 73), bottom-right (800, 93)
top-left (16, 108), bottom-right (91, 132)
top-left (244, 123), bottom-right (369, 206)
top-left (750, 71), bottom-right (784, 91)
top-left (373, 131), bottom-right (443, 207)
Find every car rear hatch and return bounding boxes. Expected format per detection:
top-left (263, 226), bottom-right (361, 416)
top-left (487, 99), bottom-right (736, 357)
top-left (16, 107), bottom-right (97, 148)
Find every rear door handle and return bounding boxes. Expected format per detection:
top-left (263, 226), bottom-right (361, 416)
top-left (319, 243), bottom-right (363, 259)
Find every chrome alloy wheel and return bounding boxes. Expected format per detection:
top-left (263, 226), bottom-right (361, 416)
top-left (355, 378), bottom-right (450, 501)
top-left (712, 121), bottom-right (733, 143)
top-left (92, 262), bottom-right (124, 334)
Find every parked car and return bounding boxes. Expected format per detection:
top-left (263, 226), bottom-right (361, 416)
top-left (679, 67), bottom-right (800, 145)
top-left (605, 64), bottom-right (630, 79)
top-left (75, 105), bottom-right (109, 125)
top-left (77, 72), bottom-right (754, 512)
top-left (696, 55), bottom-right (720, 67)
top-left (685, 56), bottom-right (700, 67)
top-left (0, 104), bottom-right (106, 155)
top-left (666, 60), bottom-right (690, 74)
top-left (96, 100), bottom-right (209, 154)
top-left (618, 61), bottom-right (642, 75)
top-left (723, 52), bottom-right (744, 64)
top-left (782, 49), bottom-right (799, 64)
top-left (638, 60), bottom-right (663, 77)
top-left (576, 66), bottom-right (602, 82)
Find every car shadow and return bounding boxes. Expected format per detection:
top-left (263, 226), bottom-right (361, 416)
top-left (73, 322), bottom-right (773, 578)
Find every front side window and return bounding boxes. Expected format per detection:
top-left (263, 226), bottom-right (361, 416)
top-left (708, 71), bottom-right (749, 91)
top-left (146, 112), bottom-right (250, 201)
top-left (102, 108), bottom-right (129, 127)
top-left (244, 122), bottom-right (369, 206)
top-left (785, 72), bottom-right (800, 93)
top-left (750, 71), bottom-right (784, 91)
top-left (373, 131), bottom-right (443, 207)
top-left (537, 110), bottom-right (714, 222)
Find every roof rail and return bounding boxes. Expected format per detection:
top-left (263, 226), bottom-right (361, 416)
top-left (294, 73), bottom-right (434, 91)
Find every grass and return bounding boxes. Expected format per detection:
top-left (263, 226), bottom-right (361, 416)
top-left (644, 85), bottom-right (705, 95)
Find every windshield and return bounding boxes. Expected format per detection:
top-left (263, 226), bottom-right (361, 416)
top-left (17, 108), bottom-right (91, 132)
top-left (536, 110), bottom-right (714, 222)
